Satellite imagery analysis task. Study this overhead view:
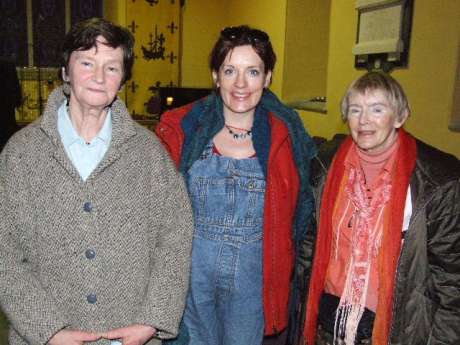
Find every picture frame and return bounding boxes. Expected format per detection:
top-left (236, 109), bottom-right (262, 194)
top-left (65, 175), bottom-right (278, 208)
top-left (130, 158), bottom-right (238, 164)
top-left (353, 0), bottom-right (413, 72)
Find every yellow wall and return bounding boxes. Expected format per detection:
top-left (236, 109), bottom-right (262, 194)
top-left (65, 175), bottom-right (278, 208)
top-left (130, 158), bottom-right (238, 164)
top-left (180, 0), bottom-right (288, 96)
top-left (105, 1), bottom-right (460, 158)
top-left (300, 0), bottom-right (460, 158)
top-left (180, 0), bottom-right (229, 88)
top-left (397, 1), bottom-right (460, 157)
top-left (104, 1), bottom-right (289, 94)
top-left (104, 0), bottom-right (126, 26)
top-left (283, 0), bottom-right (331, 103)
top-left (223, 1), bottom-right (287, 96)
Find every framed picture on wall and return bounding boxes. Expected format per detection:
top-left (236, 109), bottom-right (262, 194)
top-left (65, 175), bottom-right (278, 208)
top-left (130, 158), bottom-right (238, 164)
top-left (352, 0), bottom-right (413, 72)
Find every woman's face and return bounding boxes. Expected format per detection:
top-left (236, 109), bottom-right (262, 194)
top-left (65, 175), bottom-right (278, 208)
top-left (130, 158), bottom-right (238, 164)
top-left (64, 36), bottom-right (124, 111)
top-left (347, 89), bottom-right (407, 154)
top-left (213, 45), bottom-right (271, 119)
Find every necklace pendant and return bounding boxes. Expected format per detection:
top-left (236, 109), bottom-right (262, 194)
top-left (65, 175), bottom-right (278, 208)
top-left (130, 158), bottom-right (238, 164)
top-left (225, 124), bottom-right (252, 140)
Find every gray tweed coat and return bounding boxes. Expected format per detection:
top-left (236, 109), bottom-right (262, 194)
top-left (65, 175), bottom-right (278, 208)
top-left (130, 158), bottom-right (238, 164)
top-left (0, 86), bottom-right (194, 345)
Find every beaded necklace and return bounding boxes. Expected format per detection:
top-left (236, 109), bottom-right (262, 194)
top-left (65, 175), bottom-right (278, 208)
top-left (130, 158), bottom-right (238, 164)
top-left (225, 124), bottom-right (252, 140)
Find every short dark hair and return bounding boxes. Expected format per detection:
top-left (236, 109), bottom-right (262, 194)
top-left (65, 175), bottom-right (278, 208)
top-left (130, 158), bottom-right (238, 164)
top-left (61, 17), bottom-right (134, 85)
top-left (209, 25), bottom-right (276, 74)
top-left (341, 71), bottom-right (410, 121)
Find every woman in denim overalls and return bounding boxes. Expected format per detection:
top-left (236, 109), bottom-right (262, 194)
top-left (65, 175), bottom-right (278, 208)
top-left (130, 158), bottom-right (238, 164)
top-left (156, 25), bottom-right (316, 345)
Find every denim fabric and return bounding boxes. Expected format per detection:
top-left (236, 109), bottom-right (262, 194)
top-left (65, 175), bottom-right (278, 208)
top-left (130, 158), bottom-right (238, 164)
top-left (183, 142), bottom-right (265, 345)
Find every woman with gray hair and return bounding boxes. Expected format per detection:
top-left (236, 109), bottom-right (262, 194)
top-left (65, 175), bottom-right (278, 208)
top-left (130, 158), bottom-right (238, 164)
top-left (294, 72), bottom-right (460, 345)
top-left (0, 18), bottom-right (193, 345)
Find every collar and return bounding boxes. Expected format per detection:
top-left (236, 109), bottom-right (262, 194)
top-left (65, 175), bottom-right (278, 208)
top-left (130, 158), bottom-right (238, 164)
top-left (348, 141), bottom-right (397, 185)
top-left (355, 133), bottom-right (400, 174)
top-left (57, 101), bottom-right (112, 148)
top-left (40, 85), bottom-right (136, 149)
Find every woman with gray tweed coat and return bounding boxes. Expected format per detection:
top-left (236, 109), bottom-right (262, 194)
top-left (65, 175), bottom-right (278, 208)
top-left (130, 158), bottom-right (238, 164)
top-left (0, 18), bottom-right (193, 345)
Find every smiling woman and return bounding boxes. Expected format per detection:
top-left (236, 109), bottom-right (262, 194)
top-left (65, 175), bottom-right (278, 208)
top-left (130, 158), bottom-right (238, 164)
top-left (298, 72), bottom-right (460, 345)
top-left (213, 45), bottom-right (271, 119)
top-left (341, 72), bottom-right (409, 154)
top-left (156, 25), bottom-right (317, 345)
top-left (64, 38), bottom-right (124, 128)
top-left (211, 45), bottom-right (272, 158)
top-left (346, 89), bottom-right (407, 154)
top-left (59, 18), bottom-right (134, 144)
top-left (0, 17), bottom-right (194, 345)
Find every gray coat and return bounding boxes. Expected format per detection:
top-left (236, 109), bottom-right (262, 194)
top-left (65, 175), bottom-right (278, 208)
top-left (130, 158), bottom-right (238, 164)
top-left (0, 86), bottom-right (194, 345)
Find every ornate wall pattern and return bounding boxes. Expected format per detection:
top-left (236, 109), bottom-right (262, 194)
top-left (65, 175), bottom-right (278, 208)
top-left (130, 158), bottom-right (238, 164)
top-left (1, 0), bottom-right (180, 124)
top-left (124, 0), bottom-right (181, 121)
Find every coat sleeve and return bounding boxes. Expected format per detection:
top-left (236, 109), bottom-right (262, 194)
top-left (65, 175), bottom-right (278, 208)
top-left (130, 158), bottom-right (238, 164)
top-left (154, 108), bottom-right (189, 169)
top-left (0, 146), bottom-right (69, 344)
top-left (426, 179), bottom-right (460, 344)
top-left (287, 217), bottom-right (317, 345)
top-left (155, 120), bottom-right (182, 168)
top-left (287, 157), bottom-right (325, 345)
top-left (134, 147), bottom-right (194, 340)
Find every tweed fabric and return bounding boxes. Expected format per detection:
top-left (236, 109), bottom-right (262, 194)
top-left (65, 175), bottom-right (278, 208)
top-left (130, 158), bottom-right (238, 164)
top-left (0, 86), bottom-right (194, 345)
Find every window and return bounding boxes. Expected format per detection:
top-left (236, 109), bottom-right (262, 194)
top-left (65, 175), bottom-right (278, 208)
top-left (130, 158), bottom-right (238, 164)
top-left (0, 0), bottom-right (102, 122)
top-left (0, 0), bottom-right (102, 67)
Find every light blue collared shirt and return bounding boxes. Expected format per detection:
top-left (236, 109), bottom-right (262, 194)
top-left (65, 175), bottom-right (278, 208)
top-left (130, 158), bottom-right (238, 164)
top-left (57, 102), bottom-right (112, 181)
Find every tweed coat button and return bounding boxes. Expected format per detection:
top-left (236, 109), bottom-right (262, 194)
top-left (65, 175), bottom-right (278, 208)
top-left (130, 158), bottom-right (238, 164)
top-left (86, 293), bottom-right (97, 304)
top-left (83, 202), bottom-right (93, 212)
top-left (85, 249), bottom-right (96, 259)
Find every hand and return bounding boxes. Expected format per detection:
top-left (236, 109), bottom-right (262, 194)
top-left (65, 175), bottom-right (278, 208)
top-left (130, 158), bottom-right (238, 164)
top-left (47, 329), bottom-right (101, 345)
top-left (101, 324), bottom-right (156, 345)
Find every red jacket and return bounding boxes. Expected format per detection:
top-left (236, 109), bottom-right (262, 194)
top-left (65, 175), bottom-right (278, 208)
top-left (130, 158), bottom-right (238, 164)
top-left (155, 102), bottom-right (301, 335)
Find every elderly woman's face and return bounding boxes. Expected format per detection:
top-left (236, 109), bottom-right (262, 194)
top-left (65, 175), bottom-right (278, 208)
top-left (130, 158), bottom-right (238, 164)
top-left (213, 45), bottom-right (271, 118)
top-left (347, 89), bottom-right (407, 154)
top-left (65, 36), bottom-right (124, 110)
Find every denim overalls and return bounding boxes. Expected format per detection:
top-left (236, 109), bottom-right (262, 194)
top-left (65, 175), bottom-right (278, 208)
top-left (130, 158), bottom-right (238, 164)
top-left (183, 141), bottom-right (266, 345)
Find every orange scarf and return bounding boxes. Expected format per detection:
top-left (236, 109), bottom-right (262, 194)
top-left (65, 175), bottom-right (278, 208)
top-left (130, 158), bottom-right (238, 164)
top-left (303, 129), bottom-right (417, 345)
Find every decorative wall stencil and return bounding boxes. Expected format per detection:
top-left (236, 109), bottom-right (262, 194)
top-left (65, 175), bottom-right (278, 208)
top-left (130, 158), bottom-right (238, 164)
top-left (141, 25), bottom-right (166, 61)
top-left (128, 20), bottom-right (139, 34)
top-left (129, 80), bottom-right (139, 93)
top-left (167, 21), bottom-right (178, 34)
top-left (125, 0), bottom-right (181, 119)
top-left (168, 51), bottom-right (177, 64)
